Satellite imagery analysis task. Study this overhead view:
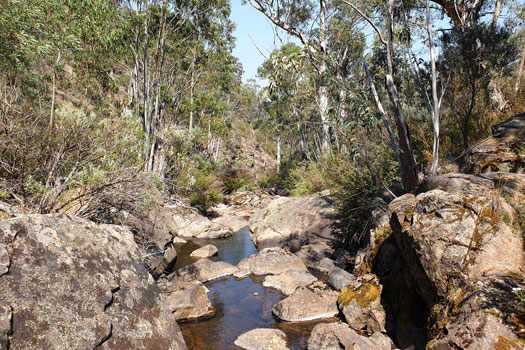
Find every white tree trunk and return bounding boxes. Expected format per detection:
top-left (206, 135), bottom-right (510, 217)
top-left (276, 133), bottom-right (281, 172)
top-left (318, 0), bottom-right (330, 155)
top-left (427, 0), bottom-right (440, 176)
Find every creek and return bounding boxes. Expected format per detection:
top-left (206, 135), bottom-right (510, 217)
top-left (174, 227), bottom-right (333, 349)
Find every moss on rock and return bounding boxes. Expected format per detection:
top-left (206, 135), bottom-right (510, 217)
top-left (338, 277), bottom-right (381, 309)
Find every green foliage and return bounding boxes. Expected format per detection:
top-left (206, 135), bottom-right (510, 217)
top-left (330, 148), bottom-right (400, 250)
top-left (221, 169), bottom-right (253, 194)
top-left (190, 172), bottom-right (223, 215)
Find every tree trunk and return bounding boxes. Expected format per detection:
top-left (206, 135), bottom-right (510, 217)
top-left (427, 0), bottom-right (440, 176)
top-left (516, 46), bottom-right (525, 93)
top-left (385, 0), bottom-right (418, 191)
top-left (318, 0), bottom-right (330, 155)
top-left (189, 47), bottom-right (195, 133)
top-left (276, 133), bottom-right (281, 172)
top-left (491, 0), bottom-right (502, 29)
top-left (50, 51), bottom-right (61, 130)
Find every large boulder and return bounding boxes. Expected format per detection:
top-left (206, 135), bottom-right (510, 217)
top-left (249, 192), bottom-right (338, 249)
top-left (272, 281), bottom-right (339, 322)
top-left (0, 214), bottom-right (187, 349)
top-left (307, 322), bottom-right (392, 350)
top-left (388, 183), bottom-right (523, 348)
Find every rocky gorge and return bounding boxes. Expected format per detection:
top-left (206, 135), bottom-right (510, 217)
top-left (0, 114), bottom-right (523, 349)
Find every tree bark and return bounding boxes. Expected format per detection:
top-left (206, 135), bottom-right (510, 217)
top-left (385, 0), bottom-right (418, 191)
top-left (318, 0), bottom-right (330, 155)
top-left (50, 51), bottom-right (61, 130)
top-left (515, 46), bottom-right (525, 93)
top-left (276, 133), bottom-right (281, 172)
top-left (427, 0), bottom-right (441, 176)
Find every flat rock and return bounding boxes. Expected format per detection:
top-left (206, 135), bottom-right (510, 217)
top-left (234, 328), bottom-right (289, 350)
top-left (327, 267), bottom-right (355, 291)
top-left (174, 258), bottom-right (237, 283)
top-left (212, 214), bottom-right (248, 233)
top-left (0, 214), bottom-right (187, 349)
top-left (172, 236), bottom-right (188, 244)
top-left (160, 280), bottom-right (215, 322)
top-left (262, 270), bottom-right (317, 295)
top-left (295, 243), bottom-right (336, 278)
top-left (240, 247), bottom-right (307, 276)
top-left (249, 192), bottom-right (337, 249)
top-left (272, 282), bottom-right (339, 322)
top-left (171, 212), bottom-right (232, 239)
top-left (307, 322), bottom-right (392, 350)
top-left (190, 244), bottom-right (218, 258)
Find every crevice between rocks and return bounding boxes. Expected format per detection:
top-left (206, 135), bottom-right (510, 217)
top-left (94, 323), bottom-right (112, 349)
top-left (104, 287), bottom-right (120, 312)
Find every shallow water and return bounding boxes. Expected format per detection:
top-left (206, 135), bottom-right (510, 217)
top-left (176, 228), bottom-right (335, 349)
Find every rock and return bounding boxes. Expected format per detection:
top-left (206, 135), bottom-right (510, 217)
top-left (238, 247), bottom-right (307, 276)
top-left (0, 244), bottom-right (9, 276)
top-left (294, 242), bottom-right (336, 277)
top-left (234, 328), bottom-right (289, 350)
top-left (172, 236), bottom-right (187, 244)
top-left (170, 211), bottom-right (232, 239)
top-left (307, 322), bottom-right (392, 350)
top-left (160, 279), bottom-right (215, 322)
top-left (249, 192), bottom-right (338, 249)
top-left (352, 195), bottom-right (398, 274)
top-left (190, 244), bottom-right (218, 258)
top-left (233, 260), bottom-right (251, 279)
top-left (0, 214), bottom-right (187, 349)
top-left (427, 310), bottom-right (524, 350)
top-left (460, 113), bottom-right (525, 173)
top-left (212, 214), bottom-right (248, 233)
top-left (272, 282), bottom-right (339, 322)
top-left (262, 270), bottom-right (317, 295)
top-left (492, 112), bottom-right (525, 139)
top-left (0, 303), bottom-right (11, 350)
top-left (327, 267), bottom-right (355, 291)
top-left (0, 201), bottom-right (23, 221)
top-left (387, 184), bottom-right (524, 347)
top-left (337, 274), bottom-right (386, 334)
top-left (174, 258), bottom-right (237, 283)
top-left (164, 243), bottom-right (178, 268)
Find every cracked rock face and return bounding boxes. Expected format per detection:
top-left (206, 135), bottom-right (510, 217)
top-left (0, 214), bottom-right (187, 350)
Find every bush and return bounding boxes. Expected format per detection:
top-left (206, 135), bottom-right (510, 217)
top-left (221, 168), bottom-right (254, 194)
top-left (190, 189), bottom-right (223, 215)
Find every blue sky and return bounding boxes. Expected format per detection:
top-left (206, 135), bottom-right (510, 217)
top-left (231, 1), bottom-right (293, 85)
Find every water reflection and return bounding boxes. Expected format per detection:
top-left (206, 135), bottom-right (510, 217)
top-left (176, 228), bottom-right (333, 349)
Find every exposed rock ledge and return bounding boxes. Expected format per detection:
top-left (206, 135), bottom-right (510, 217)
top-left (0, 214), bottom-right (187, 349)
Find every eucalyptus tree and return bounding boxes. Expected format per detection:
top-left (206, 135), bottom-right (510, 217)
top-left (122, 0), bottom-right (236, 177)
top-left (258, 43), bottom-right (314, 165)
top-left (245, 0), bottom-right (338, 155)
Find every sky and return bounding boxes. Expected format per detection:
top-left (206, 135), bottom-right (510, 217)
top-left (230, 1), bottom-right (294, 85)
